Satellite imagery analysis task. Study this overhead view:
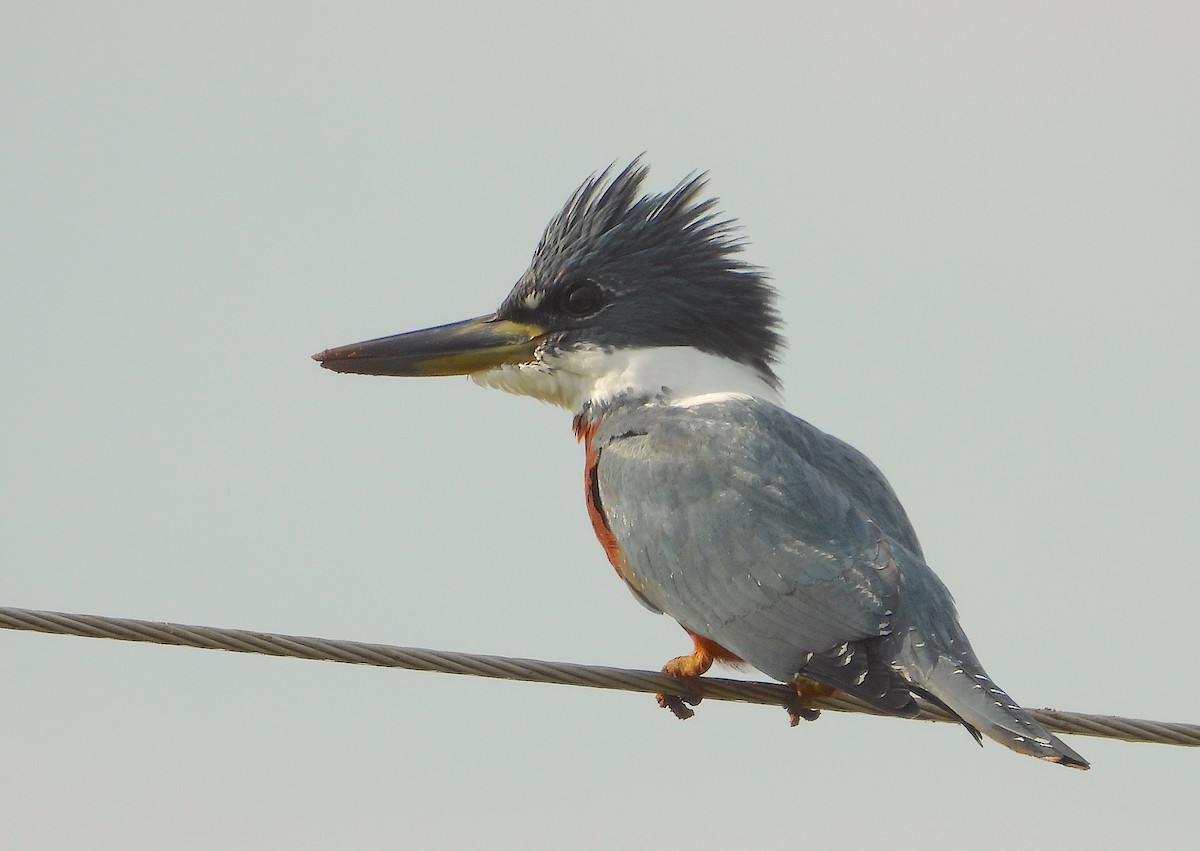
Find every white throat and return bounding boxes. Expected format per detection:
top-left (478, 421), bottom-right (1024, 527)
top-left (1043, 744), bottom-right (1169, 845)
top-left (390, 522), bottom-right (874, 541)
top-left (470, 345), bottom-right (783, 412)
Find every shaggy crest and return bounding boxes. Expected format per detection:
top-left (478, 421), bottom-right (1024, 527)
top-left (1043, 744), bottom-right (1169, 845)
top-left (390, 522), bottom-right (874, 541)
top-left (497, 158), bottom-right (785, 387)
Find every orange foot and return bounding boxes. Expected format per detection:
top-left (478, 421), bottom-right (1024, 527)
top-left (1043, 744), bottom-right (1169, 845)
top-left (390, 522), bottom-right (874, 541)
top-left (656, 644), bottom-right (714, 720)
top-left (785, 677), bottom-right (838, 726)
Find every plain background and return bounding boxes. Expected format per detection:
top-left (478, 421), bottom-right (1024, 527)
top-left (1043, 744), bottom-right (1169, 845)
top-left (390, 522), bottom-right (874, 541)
top-left (3, 3), bottom-right (1197, 848)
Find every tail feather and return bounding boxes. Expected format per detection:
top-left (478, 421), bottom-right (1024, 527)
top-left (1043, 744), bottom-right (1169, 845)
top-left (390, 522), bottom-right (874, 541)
top-left (919, 653), bottom-right (1089, 769)
top-left (882, 549), bottom-right (1089, 768)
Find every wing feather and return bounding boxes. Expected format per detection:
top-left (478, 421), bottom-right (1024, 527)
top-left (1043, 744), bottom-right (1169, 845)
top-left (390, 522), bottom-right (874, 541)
top-left (593, 397), bottom-right (916, 685)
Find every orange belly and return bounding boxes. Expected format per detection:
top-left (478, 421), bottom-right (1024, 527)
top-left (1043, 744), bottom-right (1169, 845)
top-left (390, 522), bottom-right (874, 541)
top-left (575, 416), bottom-right (627, 577)
top-left (685, 629), bottom-right (743, 665)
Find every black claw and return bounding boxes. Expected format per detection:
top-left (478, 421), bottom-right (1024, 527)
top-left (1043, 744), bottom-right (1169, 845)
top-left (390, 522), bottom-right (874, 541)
top-left (658, 694), bottom-right (695, 720)
top-left (656, 688), bottom-right (703, 720)
top-left (787, 705), bottom-right (822, 726)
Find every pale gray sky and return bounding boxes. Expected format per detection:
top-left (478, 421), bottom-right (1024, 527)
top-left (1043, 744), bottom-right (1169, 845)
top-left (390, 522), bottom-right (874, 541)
top-left (3, 3), bottom-right (1198, 848)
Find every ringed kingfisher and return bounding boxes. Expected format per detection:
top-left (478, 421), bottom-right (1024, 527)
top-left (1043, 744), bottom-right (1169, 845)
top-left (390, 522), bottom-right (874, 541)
top-left (314, 160), bottom-right (1088, 769)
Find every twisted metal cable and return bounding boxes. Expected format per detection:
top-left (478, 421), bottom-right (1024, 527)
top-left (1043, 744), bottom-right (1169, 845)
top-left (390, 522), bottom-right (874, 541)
top-left (3, 606), bottom-right (1197, 748)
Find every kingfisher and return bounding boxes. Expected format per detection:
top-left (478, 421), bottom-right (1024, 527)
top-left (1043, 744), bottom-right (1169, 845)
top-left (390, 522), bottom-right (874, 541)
top-left (314, 160), bottom-right (1088, 769)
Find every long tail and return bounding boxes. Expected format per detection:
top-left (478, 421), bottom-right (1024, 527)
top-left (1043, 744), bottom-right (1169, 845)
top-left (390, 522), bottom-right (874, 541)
top-left (883, 550), bottom-right (1089, 769)
top-left (915, 648), bottom-right (1089, 769)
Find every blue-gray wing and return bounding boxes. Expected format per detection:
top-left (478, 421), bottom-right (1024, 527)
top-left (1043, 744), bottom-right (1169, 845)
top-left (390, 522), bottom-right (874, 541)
top-left (592, 396), bottom-right (918, 700)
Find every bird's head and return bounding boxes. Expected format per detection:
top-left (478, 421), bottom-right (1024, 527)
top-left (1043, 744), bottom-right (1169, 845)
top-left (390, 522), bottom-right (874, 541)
top-left (314, 159), bottom-right (784, 412)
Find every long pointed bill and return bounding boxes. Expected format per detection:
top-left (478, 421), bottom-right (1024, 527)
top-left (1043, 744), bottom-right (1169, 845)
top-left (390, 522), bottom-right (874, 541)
top-left (313, 315), bottom-right (546, 377)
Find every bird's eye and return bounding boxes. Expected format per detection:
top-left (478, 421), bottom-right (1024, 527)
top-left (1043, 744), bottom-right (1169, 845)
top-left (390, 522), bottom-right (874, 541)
top-left (563, 280), bottom-right (604, 317)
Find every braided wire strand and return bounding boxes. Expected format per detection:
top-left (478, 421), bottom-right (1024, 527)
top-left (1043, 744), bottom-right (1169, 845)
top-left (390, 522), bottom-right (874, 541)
top-left (2, 606), bottom-right (1197, 748)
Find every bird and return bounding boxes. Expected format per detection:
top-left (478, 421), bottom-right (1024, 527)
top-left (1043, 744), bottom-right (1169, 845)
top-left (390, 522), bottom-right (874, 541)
top-left (313, 159), bottom-right (1089, 769)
